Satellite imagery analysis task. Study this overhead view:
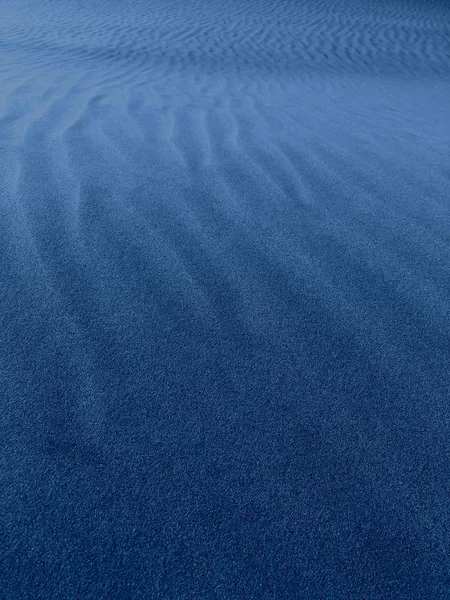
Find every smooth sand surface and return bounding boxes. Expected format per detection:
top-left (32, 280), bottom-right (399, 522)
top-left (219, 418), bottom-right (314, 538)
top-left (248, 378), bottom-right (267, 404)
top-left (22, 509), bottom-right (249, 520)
top-left (1, 0), bottom-right (450, 597)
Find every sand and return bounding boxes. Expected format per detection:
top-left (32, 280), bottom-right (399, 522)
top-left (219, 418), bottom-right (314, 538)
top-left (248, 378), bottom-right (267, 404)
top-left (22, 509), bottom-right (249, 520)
top-left (1, 0), bottom-right (450, 597)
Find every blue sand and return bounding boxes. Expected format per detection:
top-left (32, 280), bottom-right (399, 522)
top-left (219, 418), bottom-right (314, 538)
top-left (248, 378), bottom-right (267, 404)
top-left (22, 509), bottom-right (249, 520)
top-left (1, 0), bottom-right (450, 598)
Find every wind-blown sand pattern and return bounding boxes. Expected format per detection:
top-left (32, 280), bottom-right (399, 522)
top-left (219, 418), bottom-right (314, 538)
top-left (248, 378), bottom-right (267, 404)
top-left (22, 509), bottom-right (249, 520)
top-left (1, 0), bottom-right (450, 597)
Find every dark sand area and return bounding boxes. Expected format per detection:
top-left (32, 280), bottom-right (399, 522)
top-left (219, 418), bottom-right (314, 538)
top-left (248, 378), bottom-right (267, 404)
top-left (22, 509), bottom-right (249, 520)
top-left (1, 0), bottom-right (450, 597)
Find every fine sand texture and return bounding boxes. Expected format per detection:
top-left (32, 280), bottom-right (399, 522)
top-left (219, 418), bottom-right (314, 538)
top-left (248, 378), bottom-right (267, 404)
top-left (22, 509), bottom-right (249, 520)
top-left (1, 0), bottom-right (450, 597)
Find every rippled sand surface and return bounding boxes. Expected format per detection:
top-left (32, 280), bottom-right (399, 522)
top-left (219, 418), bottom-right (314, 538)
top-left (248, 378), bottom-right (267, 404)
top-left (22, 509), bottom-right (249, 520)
top-left (1, 0), bottom-right (450, 597)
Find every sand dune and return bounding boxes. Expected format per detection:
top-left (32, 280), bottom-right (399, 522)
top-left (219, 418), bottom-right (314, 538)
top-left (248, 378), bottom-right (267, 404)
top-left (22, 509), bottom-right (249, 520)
top-left (1, 0), bottom-right (450, 597)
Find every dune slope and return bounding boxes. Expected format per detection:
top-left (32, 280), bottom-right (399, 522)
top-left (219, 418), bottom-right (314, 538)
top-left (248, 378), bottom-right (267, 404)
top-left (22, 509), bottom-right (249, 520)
top-left (1, 0), bottom-right (450, 598)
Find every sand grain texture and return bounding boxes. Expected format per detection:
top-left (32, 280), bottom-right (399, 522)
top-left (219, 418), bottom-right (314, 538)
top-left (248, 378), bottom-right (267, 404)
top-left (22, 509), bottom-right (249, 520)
top-left (1, 0), bottom-right (450, 598)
